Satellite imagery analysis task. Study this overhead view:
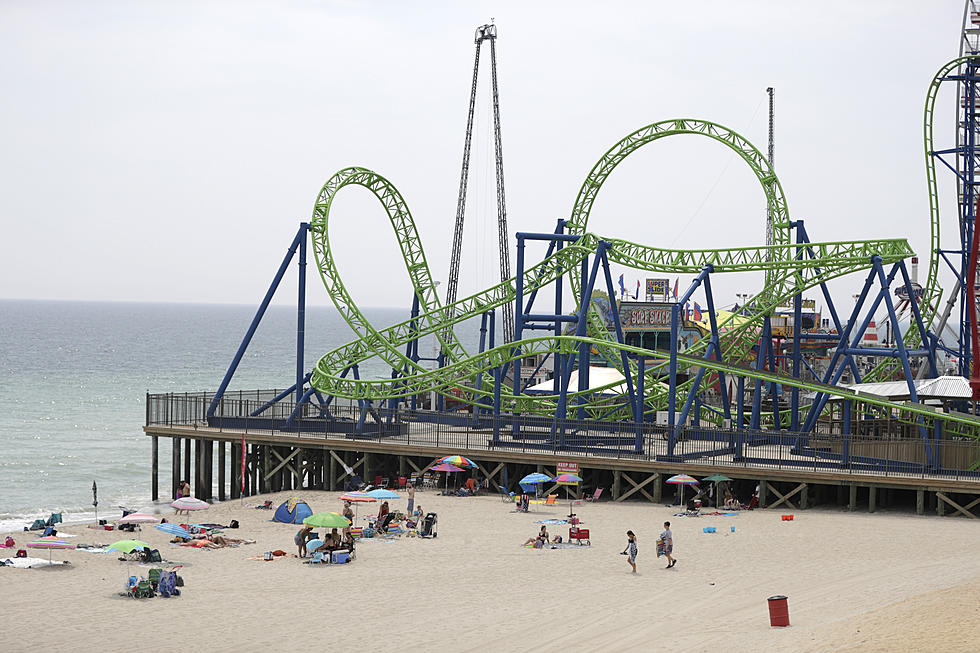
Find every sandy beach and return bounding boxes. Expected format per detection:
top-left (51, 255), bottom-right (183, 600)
top-left (2, 489), bottom-right (979, 652)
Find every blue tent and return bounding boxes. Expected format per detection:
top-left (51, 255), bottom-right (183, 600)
top-left (272, 497), bottom-right (313, 524)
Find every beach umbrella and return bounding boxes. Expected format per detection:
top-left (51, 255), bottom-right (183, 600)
top-left (118, 512), bottom-right (158, 535)
top-left (107, 539), bottom-right (150, 576)
top-left (367, 489), bottom-right (400, 500)
top-left (338, 492), bottom-right (375, 521)
top-left (436, 455), bottom-right (477, 469)
top-left (106, 539), bottom-right (150, 554)
top-left (154, 523), bottom-right (191, 539)
top-left (430, 463), bottom-right (463, 490)
top-left (701, 474), bottom-right (732, 507)
top-left (666, 474), bottom-right (700, 508)
top-left (27, 536), bottom-right (75, 564)
top-left (171, 497), bottom-right (209, 514)
top-left (520, 473), bottom-right (551, 484)
top-left (551, 473), bottom-right (583, 505)
top-left (305, 538), bottom-right (325, 555)
top-left (303, 512), bottom-right (351, 529)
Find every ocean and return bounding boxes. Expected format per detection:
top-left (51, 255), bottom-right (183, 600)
top-left (0, 299), bottom-right (489, 531)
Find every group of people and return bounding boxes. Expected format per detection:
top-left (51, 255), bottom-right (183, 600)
top-left (521, 525), bottom-right (564, 548)
top-left (620, 521), bottom-right (674, 573)
top-left (295, 524), bottom-right (354, 558)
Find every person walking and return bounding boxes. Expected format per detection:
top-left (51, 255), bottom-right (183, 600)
top-left (407, 482), bottom-right (416, 516)
top-left (661, 521), bottom-right (675, 569)
top-left (622, 530), bottom-right (638, 573)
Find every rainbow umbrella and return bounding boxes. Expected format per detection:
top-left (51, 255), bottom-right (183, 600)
top-left (551, 473), bottom-right (583, 505)
top-left (339, 491), bottom-right (375, 521)
top-left (27, 536), bottom-right (75, 564)
top-left (436, 455), bottom-right (477, 469)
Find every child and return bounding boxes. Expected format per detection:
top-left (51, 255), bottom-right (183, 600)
top-left (622, 530), bottom-right (638, 573)
top-left (661, 521), bottom-right (675, 569)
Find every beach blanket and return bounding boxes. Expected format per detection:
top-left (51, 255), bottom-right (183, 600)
top-left (2, 557), bottom-right (70, 568)
top-left (534, 519), bottom-right (569, 525)
top-left (701, 511), bottom-right (739, 517)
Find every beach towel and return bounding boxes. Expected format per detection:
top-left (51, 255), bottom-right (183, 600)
top-left (2, 557), bottom-right (70, 569)
top-left (534, 519), bottom-right (569, 525)
top-left (656, 537), bottom-right (666, 557)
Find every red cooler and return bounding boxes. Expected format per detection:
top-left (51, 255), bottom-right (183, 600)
top-left (767, 595), bottom-right (790, 627)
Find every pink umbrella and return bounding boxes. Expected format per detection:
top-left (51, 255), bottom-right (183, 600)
top-left (171, 497), bottom-right (209, 516)
top-left (118, 512), bottom-right (159, 535)
top-left (430, 463), bottom-right (463, 491)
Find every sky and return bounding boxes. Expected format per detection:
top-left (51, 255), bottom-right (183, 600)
top-left (0, 0), bottom-right (969, 318)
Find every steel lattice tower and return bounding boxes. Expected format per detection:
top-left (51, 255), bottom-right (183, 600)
top-left (446, 23), bottom-right (514, 343)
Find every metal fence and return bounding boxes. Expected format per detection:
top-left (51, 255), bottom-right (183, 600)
top-left (146, 392), bottom-right (980, 482)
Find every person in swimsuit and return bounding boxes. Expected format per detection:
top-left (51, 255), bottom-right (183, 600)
top-left (622, 530), bottom-right (638, 573)
top-left (523, 525), bottom-right (549, 547)
top-left (295, 524), bottom-right (313, 558)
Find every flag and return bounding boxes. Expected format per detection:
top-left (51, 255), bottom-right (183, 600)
top-left (693, 302), bottom-right (703, 321)
top-left (685, 302), bottom-right (691, 319)
top-left (633, 280), bottom-right (640, 300)
top-left (673, 279), bottom-right (678, 299)
top-left (618, 274), bottom-right (626, 295)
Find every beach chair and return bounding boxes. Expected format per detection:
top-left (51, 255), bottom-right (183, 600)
top-left (398, 476), bottom-right (407, 489)
top-left (148, 568), bottom-right (162, 590)
top-left (584, 488), bottom-right (604, 502)
top-left (306, 552), bottom-right (325, 564)
top-left (543, 495), bottom-right (558, 506)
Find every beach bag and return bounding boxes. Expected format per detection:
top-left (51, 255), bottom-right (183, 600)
top-left (149, 549), bottom-right (162, 563)
top-left (16, 549), bottom-right (27, 558)
top-left (264, 551), bottom-right (273, 561)
top-left (4, 536), bottom-right (14, 547)
top-left (229, 519), bottom-right (239, 529)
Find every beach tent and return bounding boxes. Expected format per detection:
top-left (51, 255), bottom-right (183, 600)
top-left (273, 498), bottom-right (313, 524)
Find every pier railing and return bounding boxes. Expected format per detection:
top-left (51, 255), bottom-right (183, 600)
top-left (146, 392), bottom-right (980, 483)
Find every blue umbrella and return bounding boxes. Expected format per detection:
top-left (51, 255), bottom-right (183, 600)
top-left (520, 473), bottom-right (551, 484)
top-left (367, 489), bottom-right (400, 500)
top-left (305, 538), bottom-right (324, 553)
top-left (154, 523), bottom-right (191, 539)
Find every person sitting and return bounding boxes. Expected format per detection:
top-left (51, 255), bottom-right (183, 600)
top-left (551, 534), bottom-right (563, 544)
top-left (523, 526), bottom-right (549, 547)
top-left (377, 501), bottom-right (389, 522)
top-left (724, 489), bottom-right (740, 510)
top-left (463, 477), bottom-right (476, 493)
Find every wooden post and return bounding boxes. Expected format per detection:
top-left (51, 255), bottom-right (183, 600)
top-left (848, 484), bottom-right (857, 512)
top-left (612, 470), bottom-right (621, 500)
top-left (937, 491), bottom-right (945, 516)
top-left (329, 450), bottom-right (337, 490)
top-left (760, 480), bottom-right (769, 508)
top-left (204, 440), bottom-right (213, 501)
top-left (194, 439), bottom-right (203, 499)
top-left (652, 472), bottom-right (662, 503)
top-left (218, 441), bottom-right (226, 501)
top-left (230, 442), bottom-right (241, 499)
top-left (916, 489), bottom-right (924, 515)
top-left (364, 453), bottom-right (372, 485)
top-left (151, 435), bottom-right (159, 502)
top-left (184, 438), bottom-right (191, 487)
top-left (837, 485), bottom-right (845, 506)
top-left (172, 437), bottom-right (180, 500)
top-left (800, 484), bottom-right (809, 510)
top-left (868, 485), bottom-right (876, 513)
top-left (260, 446), bottom-right (270, 494)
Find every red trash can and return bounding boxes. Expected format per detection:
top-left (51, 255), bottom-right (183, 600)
top-left (767, 595), bottom-right (790, 627)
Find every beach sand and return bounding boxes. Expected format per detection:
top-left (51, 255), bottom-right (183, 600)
top-left (3, 489), bottom-right (979, 652)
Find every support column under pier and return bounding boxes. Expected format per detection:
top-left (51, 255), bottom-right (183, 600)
top-left (218, 441), bottom-right (226, 501)
top-left (230, 442), bottom-right (241, 500)
top-left (172, 437), bottom-right (180, 500)
top-left (152, 435), bottom-right (159, 502)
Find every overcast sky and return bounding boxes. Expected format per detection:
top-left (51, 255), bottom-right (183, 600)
top-left (0, 0), bottom-right (968, 317)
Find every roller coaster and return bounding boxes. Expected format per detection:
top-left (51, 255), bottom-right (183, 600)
top-left (205, 8), bottom-right (980, 473)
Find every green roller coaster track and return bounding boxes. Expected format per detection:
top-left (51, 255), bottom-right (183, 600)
top-left (308, 117), bottom-right (978, 435)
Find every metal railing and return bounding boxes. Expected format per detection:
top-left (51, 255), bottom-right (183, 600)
top-left (145, 392), bottom-right (980, 483)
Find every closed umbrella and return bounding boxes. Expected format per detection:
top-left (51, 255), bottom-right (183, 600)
top-left (27, 536), bottom-right (75, 564)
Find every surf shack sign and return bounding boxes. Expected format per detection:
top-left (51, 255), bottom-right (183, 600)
top-left (618, 302), bottom-right (674, 332)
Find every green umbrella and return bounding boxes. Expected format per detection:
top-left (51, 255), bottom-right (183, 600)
top-left (701, 474), bottom-right (733, 508)
top-left (106, 539), bottom-right (150, 554)
top-left (303, 512), bottom-right (351, 529)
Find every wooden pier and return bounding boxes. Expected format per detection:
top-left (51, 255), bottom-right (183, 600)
top-left (144, 416), bottom-right (980, 519)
